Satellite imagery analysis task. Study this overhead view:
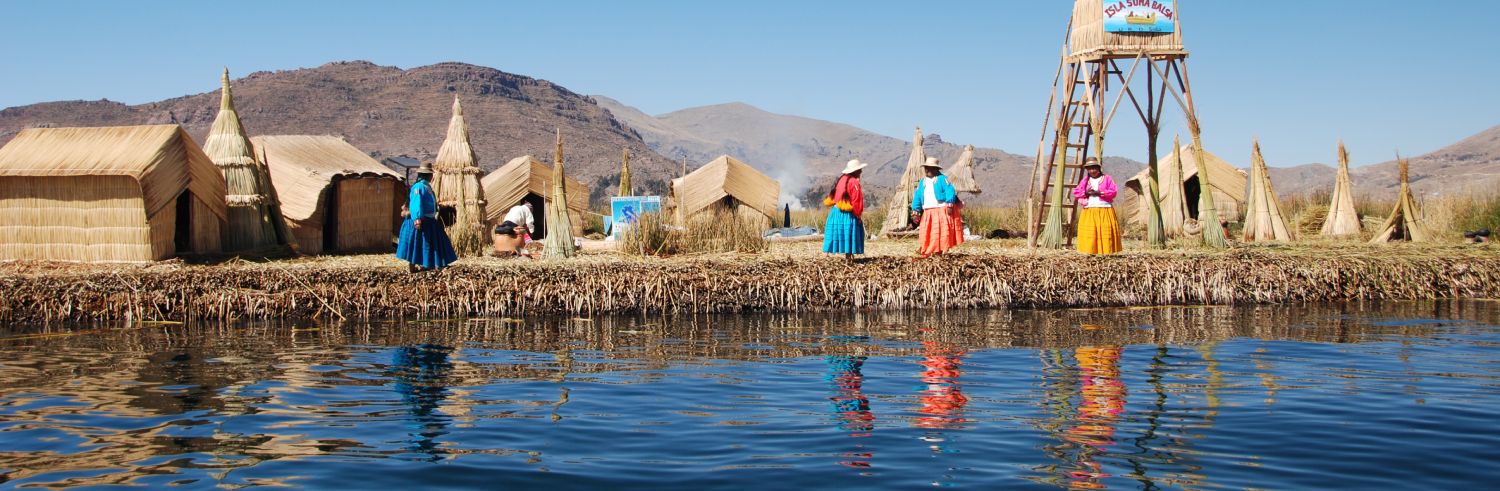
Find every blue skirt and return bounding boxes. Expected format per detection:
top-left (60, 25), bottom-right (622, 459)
top-left (823, 208), bottom-right (865, 254)
top-left (396, 217), bottom-right (458, 268)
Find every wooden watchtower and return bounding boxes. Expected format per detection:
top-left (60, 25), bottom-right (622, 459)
top-left (1029, 0), bottom-right (1214, 248)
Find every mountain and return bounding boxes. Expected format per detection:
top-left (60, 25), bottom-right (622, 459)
top-left (0, 61), bottom-right (679, 206)
top-left (595, 96), bottom-right (1082, 207)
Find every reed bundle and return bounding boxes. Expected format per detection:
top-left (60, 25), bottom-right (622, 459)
top-left (543, 130), bottom-right (577, 258)
top-left (1322, 141), bottom-right (1363, 236)
top-left (1369, 156), bottom-right (1432, 243)
top-left (1242, 137), bottom-right (1292, 241)
top-left (618, 148), bottom-right (633, 198)
top-left (4, 244), bottom-right (1498, 323)
top-left (205, 69), bottom-right (291, 252)
top-left (434, 97), bottom-right (487, 256)
top-left (617, 208), bottom-right (768, 256)
top-left (879, 127), bottom-right (927, 236)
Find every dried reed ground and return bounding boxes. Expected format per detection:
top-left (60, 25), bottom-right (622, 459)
top-left (1, 239), bottom-right (1497, 323)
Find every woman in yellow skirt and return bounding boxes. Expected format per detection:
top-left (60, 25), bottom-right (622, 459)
top-left (1072, 158), bottom-right (1122, 254)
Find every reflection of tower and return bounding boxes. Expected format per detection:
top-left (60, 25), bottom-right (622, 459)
top-left (826, 335), bottom-right (874, 469)
top-left (913, 341), bottom-right (968, 429)
top-left (389, 344), bottom-right (454, 461)
top-left (1064, 345), bottom-right (1125, 488)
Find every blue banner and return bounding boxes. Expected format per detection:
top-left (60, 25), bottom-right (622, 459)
top-left (611, 196), bottom-right (662, 238)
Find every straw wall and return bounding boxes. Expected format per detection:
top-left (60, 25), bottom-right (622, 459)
top-left (149, 202), bottom-right (175, 260)
top-left (1069, 0), bottom-right (1185, 59)
top-left (286, 216), bottom-right (324, 255)
top-left (336, 178), bottom-right (398, 251)
top-left (0, 176), bottom-right (151, 262)
top-left (191, 195), bottom-right (223, 254)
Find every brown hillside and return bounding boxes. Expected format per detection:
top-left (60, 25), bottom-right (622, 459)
top-left (0, 61), bottom-right (680, 206)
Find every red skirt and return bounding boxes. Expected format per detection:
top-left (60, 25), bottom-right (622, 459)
top-left (918, 207), bottom-right (964, 256)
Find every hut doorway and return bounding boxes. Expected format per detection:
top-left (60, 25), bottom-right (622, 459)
top-left (322, 181), bottom-right (341, 252)
top-left (522, 192), bottom-right (547, 239)
top-left (1184, 178), bottom-right (1202, 220)
top-left (174, 191), bottom-right (192, 253)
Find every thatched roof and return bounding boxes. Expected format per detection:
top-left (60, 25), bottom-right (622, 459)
top-left (947, 144), bottom-right (982, 194)
top-left (480, 155), bottom-right (588, 222)
top-left (669, 155), bottom-right (780, 219)
top-left (1122, 144), bottom-right (1247, 223)
top-left (252, 135), bottom-right (401, 222)
top-left (0, 125), bottom-right (226, 221)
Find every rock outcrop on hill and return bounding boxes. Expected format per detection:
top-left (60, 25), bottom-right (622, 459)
top-left (0, 61), bottom-right (682, 206)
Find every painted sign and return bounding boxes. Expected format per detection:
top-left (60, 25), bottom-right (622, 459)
top-left (611, 196), bottom-right (661, 238)
top-left (1103, 1), bottom-right (1175, 33)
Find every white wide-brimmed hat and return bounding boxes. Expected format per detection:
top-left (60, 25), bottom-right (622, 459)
top-left (921, 157), bottom-right (942, 169)
top-left (841, 159), bottom-right (868, 174)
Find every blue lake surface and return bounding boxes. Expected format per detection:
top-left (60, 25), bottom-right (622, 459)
top-left (2, 301), bottom-right (1499, 489)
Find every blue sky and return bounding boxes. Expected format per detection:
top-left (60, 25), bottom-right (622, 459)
top-left (2, 0), bottom-right (1496, 168)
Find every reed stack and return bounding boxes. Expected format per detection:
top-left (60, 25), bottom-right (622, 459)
top-left (543, 129), bottom-right (576, 258)
top-left (1187, 118), bottom-right (1228, 248)
top-left (879, 126), bottom-right (926, 237)
top-left (1242, 137), bottom-right (1291, 241)
top-left (434, 97), bottom-right (487, 255)
top-left (1321, 141), bottom-right (1362, 236)
top-left (1369, 156), bottom-right (1432, 243)
top-left (947, 144), bottom-right (982, 196)
top-left (204, 68), bottom-right (292, 251)
top-left (618, 148), bottom-right (633, 197)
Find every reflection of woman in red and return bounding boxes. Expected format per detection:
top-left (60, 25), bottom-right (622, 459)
top-left (914, 341), bottom-right (968, 429)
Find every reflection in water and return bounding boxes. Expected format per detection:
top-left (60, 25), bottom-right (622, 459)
top-left (1, 301), bottom-right (1499, 489)
top-left (826, 336), bottom-right (874, 469)
top-left (388, 344), bottom-right (454, 460)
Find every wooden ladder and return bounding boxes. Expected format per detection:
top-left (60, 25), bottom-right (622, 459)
top-left (1032, 62), bottom-right (1106, 247)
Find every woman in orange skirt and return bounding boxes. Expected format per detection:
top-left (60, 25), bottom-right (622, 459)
top-left (1072, 158), bottom-right (1122, 255)
top-left (912, 157), bottom-right (964, 257)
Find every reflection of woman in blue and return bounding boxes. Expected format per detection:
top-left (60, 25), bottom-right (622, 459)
top-left (826, 335), bottom-right (874, 468)
top-left (388, 344), bottom-right (454, 460)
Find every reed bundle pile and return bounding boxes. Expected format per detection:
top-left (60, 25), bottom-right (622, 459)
top-left (434, 97), bottom-right (487, 255)
top-left (1242, 137), bottom-right (1291, 241)
top-left (879, 127), bottom-right (927, 237)
top-left (1321, 141), bottom-right (1362, 236)
top-left (1369, 157), bottom-right (1432, 243)
top-left (4, 245), bottom-right (1498, 323)
top-left (205, 68), bottom-right (292, 252)
top-left (618, 148), bottom-right (633, 197)
top-left (543, 130), bottom-right (576, 258)
top-left (617, 209), bottom-right (768, 256)
top-left (947, 144), bottom-right (982, 195)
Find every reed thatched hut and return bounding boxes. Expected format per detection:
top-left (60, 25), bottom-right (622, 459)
top-left (668, 155), bottom-right (779, 228)
top-left (480, 155), bottom-right (588, 239)
top-left (0, 125), bottom-right (227, 262)
top-left (1121, 144), bottom-right (1247, 225)
top-left (253, 135), bottom-right (405, 255)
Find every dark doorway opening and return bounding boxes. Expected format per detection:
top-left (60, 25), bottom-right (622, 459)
top-left (174, 191), bottom-right (192, 253)
top-left (1184, 177), bottom-right (1202, 220)
top-left (323, 181), bottom-right (340, 253)
top-left (522, 193), bottom-right (547, 239)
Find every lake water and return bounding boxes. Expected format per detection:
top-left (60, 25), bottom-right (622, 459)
top-left (2, 302), bottom-right (1499, 489)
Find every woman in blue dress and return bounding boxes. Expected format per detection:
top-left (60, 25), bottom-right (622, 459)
top-left (396, 162), bottom-right (457, 273)
top-left (823, 159), bottom-right (867, 263)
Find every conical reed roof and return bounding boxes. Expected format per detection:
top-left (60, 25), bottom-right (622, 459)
top-left (947, 144), bottom-right (982, 195)
top-left (1320, 141), bottom-right (1362, 236)
top-left (879, 126), bottom-right (926, 236)
top-left (544, 129), bottom-right (576, 258)
top-left (1242, 137), bottom-right (1292, 241)
top-left (435, 96), bottom-right (480, 209)
top-left (1369, 157), bottom-right (1432, 243)
top-left (205, 67), bottom-right (290, 251)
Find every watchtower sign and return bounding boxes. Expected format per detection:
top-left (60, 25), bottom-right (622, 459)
top-left (1103, 1), bottom-right (1175, 33)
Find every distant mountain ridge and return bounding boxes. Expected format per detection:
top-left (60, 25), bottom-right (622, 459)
top-left (0, 61), bottom-right (682, 206)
